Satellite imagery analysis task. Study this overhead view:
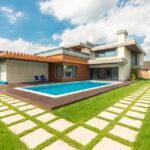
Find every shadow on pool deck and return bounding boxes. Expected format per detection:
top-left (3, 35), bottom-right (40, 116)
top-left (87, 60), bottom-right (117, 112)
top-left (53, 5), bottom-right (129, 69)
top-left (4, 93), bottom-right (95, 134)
top-left (1, 81), bottom-right (134, 110)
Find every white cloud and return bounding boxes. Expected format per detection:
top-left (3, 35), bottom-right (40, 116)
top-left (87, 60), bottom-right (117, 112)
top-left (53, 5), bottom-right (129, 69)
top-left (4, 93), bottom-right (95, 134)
top-left (142, 35), bottom-right (150, 60)
top-left (0, 38), bottom-right (54, 54)
top-left (52, 33), bottom-right (60, 41)
top-left (39, 0), bottom-right (117, 24)
top-left (0, 6), bottom-right (24, 24)
top-left (46, 0), bottom-right (150, 59)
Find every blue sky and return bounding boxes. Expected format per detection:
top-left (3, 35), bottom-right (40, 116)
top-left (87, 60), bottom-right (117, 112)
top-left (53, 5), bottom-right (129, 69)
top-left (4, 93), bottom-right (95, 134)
top-left (0, 0), bottom-right (73, 45)
top-left (0, 0), bottom-right (149, 59)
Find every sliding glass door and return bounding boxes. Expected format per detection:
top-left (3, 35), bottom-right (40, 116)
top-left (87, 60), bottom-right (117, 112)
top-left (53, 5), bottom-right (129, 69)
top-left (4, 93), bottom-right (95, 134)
top-left (90, 67), bottom-right (118, 80)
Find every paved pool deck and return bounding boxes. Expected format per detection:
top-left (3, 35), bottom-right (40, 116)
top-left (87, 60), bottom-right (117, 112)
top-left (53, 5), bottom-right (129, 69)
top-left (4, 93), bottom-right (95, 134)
top-left (1, 81), bottom-right (134, 109)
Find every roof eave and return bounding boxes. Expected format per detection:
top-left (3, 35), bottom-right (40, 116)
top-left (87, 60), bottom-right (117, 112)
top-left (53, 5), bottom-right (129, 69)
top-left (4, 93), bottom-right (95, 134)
top-left (92, 39), bottom-right (146, 55)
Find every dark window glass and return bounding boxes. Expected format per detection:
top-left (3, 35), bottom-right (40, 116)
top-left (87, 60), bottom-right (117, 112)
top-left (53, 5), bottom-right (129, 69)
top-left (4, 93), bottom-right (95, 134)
top-left (106, 69), bottom-right (111, 76)
top-left (131, 52), bottom-right (138, 65)
top-left (96, 50), bottom-right (117, 57)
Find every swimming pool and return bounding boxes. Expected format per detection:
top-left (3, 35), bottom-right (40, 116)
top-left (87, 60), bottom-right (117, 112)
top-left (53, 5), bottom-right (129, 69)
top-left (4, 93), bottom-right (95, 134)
top-left (16, 80), bottom-right (120, 98)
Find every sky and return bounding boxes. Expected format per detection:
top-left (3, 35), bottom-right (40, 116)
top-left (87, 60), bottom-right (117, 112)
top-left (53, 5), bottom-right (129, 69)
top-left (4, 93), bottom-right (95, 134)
top-left (0, 0), bottom-right (150, 59)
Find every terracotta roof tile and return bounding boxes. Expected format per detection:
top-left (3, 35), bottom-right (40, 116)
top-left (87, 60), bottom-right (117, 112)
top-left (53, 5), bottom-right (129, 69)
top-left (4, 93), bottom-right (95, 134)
top-left (0, 51), bottom-right (88, 64)
top-left (143, 61), bottom-right (150, 69)
top-left (0, 51), bottom-right (60, 63)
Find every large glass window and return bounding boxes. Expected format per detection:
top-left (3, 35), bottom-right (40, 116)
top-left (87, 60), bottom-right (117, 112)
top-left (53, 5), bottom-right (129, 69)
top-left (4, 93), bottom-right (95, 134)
top-left (95, 49), bottom-right (117, 58)
top-left (64, 66), bottom-right (77, 77)
top-left (56, 65), bottom-right (77, 77)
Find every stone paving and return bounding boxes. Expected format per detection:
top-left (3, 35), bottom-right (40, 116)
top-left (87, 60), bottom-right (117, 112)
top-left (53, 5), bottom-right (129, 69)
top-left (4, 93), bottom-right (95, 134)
top-left (48, 118), bottom-right (73, 132)
top-left (20, 128), bottom-right (53, 149)
top-left (9, 120), bottom-right (37, 134)
top-left (67, 126), bottom-right (97, 145)
top-left (43, 140), bottom-right (76, 150)
top-left (86, 117), bottom-right (109, 130)
top-left (93, 137), bottom-right (131, 150)
top-left (1, 114), bottom-right (24, 125)
top-left (98, 111), bottom-right (118, 120)
top-left (0, 86), bottom-right (150, 150)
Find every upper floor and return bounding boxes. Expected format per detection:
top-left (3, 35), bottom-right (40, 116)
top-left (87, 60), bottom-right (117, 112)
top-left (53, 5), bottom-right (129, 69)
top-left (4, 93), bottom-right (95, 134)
top-left (35, 29), bottom-right (146, 68)
top-left (89, 30), bottom-right (145, 68)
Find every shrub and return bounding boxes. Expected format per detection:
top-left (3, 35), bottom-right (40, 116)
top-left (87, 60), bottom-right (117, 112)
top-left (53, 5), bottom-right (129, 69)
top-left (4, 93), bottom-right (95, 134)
top-left (130, 69), bottom-right (138, 80)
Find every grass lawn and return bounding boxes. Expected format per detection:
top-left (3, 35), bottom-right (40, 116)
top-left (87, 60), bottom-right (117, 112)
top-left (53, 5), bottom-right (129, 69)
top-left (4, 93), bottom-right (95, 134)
top-left (0, 80), bottom-right (150, 150)
top-left (53, 80), bottom-right (150, 122)
top-left (0, 85), bottom-right (6, 89)
top-left (0, 121), bottom-right (27, 150)
top-left (133, 105), bottom-right (150, 150)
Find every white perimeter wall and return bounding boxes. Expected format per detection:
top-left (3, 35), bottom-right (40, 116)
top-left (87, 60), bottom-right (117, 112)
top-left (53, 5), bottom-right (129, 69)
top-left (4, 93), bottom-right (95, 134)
top-left (0, 61), bottom-right (7, 81)
top-left (6, 59), bottom-right (48, 83)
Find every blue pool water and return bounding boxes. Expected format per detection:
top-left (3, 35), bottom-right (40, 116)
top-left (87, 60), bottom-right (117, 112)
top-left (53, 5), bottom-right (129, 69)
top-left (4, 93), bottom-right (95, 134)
top-left (21, 80), bottom-right (114, 97)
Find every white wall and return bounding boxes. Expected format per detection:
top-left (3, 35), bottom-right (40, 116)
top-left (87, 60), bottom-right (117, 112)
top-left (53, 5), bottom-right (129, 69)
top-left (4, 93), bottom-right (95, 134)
top-left (139, 53), bottom-right (144, 66)
top-left (81, 48), bottom-right (91, 54)
top-left (118, 47), bottom-right (131, 80)
top-left (6, 59), bottom-right (48, 83)
top-left (117, 47), bottom-right (125, 57)
top-left (0, 61), bottom-right (7, 81)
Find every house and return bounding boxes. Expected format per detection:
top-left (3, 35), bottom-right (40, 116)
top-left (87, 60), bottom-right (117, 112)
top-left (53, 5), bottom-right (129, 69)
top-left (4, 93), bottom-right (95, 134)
top-left (139, 61), bottom-right (150, 79)
top-left (0, 29), bottom-right (145, 83)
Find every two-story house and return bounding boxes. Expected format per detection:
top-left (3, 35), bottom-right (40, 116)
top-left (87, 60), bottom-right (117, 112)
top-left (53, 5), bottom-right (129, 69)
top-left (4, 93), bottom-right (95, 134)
top-left (89, 30), bottom-right (145, 80)
top-left (0, 30), bottom-right (145, 83)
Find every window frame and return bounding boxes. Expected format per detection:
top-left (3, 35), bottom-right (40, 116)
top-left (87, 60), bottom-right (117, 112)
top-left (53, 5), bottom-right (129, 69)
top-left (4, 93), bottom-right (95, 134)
top-left (95, 49), bottom-right (117, 58)
top-left (131, 52), bottom-right (138, 66)
top-left (56, 65), bottom-right (77, 78)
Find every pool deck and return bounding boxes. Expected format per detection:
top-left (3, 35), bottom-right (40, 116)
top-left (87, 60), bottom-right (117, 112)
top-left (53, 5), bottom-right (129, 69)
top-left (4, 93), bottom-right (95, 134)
top-left (1, 81), bottom-right (134, 109)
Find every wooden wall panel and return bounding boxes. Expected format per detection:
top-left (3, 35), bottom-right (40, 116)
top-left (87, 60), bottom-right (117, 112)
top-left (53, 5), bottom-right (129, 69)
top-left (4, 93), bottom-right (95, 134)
top-left (62, 62), bottom-right (89, 82)
top-left (48, 62), bottom-right (89, 82)
top-left (48, 54), bottom-right (88, 64)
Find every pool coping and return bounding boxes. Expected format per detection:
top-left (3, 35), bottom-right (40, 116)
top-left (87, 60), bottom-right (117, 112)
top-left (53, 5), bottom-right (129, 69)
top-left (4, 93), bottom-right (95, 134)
top-left (2, 80), bottom-right (134, 109)
top-left (15, 80), bottom-right (122, 98)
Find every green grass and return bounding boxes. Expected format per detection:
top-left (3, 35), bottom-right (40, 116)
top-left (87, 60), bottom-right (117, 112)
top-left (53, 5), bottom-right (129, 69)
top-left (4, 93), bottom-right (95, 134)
top-left (133, 106), bottom-right (150, 150)
top-left (0, 121), bottom-right (27, 150)
top-left (0, 80), bottom-right (150, 150)
top-left (53, 80), bottom-right (150, 122)
top-left (0, 86), bottom-right (5, 89)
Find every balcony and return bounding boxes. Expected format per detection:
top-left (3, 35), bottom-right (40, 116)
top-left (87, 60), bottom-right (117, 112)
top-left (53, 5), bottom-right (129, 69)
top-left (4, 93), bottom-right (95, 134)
top-left (88, 57), bottom-right (128, 65)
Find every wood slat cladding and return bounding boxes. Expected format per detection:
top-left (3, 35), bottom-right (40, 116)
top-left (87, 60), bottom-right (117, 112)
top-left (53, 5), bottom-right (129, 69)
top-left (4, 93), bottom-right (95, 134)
top-left (62, 62), bottom-right (89, 82)
top-left (48, 54), bottom-right (88, 64)
top-left (48, 62), bottom-right (89, 82)
top-left (49, 63), bottom-right (62, 82)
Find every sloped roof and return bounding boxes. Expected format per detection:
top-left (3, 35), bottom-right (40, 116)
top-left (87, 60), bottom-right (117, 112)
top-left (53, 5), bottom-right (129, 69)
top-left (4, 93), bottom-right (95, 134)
top-left (0, 51), bottom-right (88, 64)
top-left (142, 61), bottom-right (150, 69)
top-left (0, 51), bottom-right (60, 63)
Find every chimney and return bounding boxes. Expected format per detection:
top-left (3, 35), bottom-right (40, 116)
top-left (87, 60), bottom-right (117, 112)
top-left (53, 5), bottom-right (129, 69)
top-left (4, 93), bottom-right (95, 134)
top-left (117, 29), bottom-right (128, 43)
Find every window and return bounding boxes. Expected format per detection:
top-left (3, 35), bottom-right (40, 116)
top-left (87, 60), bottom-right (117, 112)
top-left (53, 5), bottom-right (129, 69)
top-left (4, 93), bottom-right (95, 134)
top-left (56, 65), bottom-right (63, 77)
top-left (95, 49), bottom-right (117, 58)
top-left (56, 65), bottom-right (77, 77)
top-left (106, 69), bottom-right (111, 76)
top-left (131, 52), bottom-right (138, 65)
top-left (64, 66), bottom-right (77, 77)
